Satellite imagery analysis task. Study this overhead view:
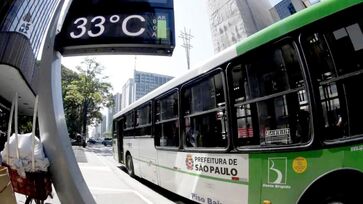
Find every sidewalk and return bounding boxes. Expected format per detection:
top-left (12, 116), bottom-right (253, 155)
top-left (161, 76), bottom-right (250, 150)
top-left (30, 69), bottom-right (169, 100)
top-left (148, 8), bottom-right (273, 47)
top-left (16, 145), bottom-right (173, 204)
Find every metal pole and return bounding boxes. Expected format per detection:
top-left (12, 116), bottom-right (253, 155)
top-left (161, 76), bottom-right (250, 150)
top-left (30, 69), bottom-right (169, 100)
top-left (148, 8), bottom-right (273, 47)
top-left (38, 1), bottom-right (96, 203)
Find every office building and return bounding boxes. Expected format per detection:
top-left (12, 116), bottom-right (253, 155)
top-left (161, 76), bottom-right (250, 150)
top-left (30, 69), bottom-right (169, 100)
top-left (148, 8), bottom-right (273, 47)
top-left (207, 0), bottom-right (321, 53)
top-left (106, 93), bottom-right (122, 134)
top-left (106, 107), bottom-right (113, 133)
top-left (134, 70), bottom-right (174, 100)
top-left (121, 78), bottom-right (135, 109)
top-left (270, 0), bottom-right (321, 22)
top-left (113, 93), bottom-right (122, 115)
top-left (207, 0), bottom-right (273, 53)
top-left (121, 70), bottom-right (173, 109)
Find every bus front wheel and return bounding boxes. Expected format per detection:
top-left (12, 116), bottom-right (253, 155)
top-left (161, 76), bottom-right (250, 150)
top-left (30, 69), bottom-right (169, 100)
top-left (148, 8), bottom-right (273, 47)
top-left (126, 154), bottom-right (135, 177)
top-left (300, 187), bottom-right (354, 204)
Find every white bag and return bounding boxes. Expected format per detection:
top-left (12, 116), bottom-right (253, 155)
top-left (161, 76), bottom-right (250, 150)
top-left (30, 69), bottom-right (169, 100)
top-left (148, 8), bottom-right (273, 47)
top-left (0, 94), bottom-right (49, 177)
top-left (2, 133), bottom-right (45, 160)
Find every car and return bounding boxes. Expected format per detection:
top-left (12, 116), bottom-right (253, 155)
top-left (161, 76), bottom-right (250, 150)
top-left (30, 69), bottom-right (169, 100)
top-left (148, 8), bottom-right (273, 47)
top-left (70, 134), bottom-right (86, 146)
top-left (95, 137), bottom-right (104, 143)
top-left (70, 138), bottom-right (77, 145)
top-left (102, 138), bottom-right (112, 146)
top-left (87, 138), bottom-right (96, 144)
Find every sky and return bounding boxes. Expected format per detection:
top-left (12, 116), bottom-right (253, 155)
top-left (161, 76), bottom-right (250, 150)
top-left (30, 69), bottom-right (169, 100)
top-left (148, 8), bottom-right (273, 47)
top-left (60, 0), bottom-right (280, 133)
top-left (61, 0), bottom-right (214, 94)
top-left (60, 0), bottom-right (288, 94)
top-left (269, 0), bottom-right (281, 6)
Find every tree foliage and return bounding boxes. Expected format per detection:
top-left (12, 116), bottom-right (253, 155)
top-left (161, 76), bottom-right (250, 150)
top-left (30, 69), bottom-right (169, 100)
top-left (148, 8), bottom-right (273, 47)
top-left (62, 66), bottom-right (81, 137)
top-left (62, 58), bottom-right (113, 138)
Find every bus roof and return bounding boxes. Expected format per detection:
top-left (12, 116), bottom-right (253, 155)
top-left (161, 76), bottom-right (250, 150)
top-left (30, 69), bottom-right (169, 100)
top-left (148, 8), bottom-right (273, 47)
top-left (113, 43), bottom-right (237, 119)
top-left (113, 0), bottom-right (362, 120)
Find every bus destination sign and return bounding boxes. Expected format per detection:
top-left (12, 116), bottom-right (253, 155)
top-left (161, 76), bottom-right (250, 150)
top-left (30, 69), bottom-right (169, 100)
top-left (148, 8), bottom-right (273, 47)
top-left (56, 0), bottom-right (175, 56)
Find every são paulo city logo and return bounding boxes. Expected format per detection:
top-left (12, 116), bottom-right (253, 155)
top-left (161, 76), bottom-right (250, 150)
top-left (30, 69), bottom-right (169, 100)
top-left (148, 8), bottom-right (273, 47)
top-left (185, 154), bottom-right (194, 170)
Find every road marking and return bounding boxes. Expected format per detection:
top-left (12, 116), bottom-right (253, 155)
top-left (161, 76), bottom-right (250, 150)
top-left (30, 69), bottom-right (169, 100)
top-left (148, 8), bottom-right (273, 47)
top-left (89, 187), bottom-right (153, 204)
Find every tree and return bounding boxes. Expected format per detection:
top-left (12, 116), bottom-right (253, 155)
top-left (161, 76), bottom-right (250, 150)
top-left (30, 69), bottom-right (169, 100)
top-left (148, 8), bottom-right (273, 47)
top-left (62, 58), bottom-right (113, 138)
top-left (62, 66), bottom-right (81, 138)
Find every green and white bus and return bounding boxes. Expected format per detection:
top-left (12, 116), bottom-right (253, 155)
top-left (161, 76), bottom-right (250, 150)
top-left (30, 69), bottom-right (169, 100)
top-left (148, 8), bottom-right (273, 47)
top-left (113, 0), bottom-right (363, 203)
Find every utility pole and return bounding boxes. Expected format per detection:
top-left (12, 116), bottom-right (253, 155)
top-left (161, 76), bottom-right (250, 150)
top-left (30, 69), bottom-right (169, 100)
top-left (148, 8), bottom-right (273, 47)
top-left (179, 27), bottom-right (193, 70)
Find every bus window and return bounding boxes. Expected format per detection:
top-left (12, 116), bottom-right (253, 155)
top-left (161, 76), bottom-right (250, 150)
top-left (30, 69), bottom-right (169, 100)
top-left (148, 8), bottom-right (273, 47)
top-left (231, 42), bottom-right (310, 147)
top-left (135, 104), bottom-right (151, 136)
top-left (123, 112), bottom-right (134, 136)
top-left (136, 104), bottom-right (151, 127)
top-left (303, 19), bottom-right (363, 141)
top-left (182, 72), bottom-right (228, 148)
top-left (155, 91), bottom-right (179, 147)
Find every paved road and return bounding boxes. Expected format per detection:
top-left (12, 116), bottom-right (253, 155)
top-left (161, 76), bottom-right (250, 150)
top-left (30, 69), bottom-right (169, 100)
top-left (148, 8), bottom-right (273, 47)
top-left (15, 144), bottom-right (174, 204)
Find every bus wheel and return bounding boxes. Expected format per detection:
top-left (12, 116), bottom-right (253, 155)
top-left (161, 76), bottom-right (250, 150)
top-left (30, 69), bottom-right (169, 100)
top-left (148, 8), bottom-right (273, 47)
top-left (301, 185), bottom-right (353, 204)
top-left (325, 201), bottom-right (343, 204)
top-left (322, 196), bottom-right (346, 204)
top-left (299, 170), bottom-right (362, 204)
top-left (301, 191), bottom-right (351, 204)
top-left (126, 154), bottom-right (135, 177)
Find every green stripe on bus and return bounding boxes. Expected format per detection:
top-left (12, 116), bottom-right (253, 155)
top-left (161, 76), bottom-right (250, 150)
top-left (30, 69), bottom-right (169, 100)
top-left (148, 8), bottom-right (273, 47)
top-left (133, 157), bottom-right (248, 185)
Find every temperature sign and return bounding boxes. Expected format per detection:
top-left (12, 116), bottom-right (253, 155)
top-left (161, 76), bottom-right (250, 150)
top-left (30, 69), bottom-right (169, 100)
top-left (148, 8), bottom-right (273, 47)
top-left (56, 1), bottom-right (175, 56)
top-left (68, 14), bottom-right (168, 40)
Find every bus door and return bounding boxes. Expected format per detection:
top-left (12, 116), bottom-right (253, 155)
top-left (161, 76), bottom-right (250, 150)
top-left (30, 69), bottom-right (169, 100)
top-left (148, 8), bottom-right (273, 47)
top-left (118, 119), bottom-right (124, 163)
top-left (230, 37), bottom-right (311, 203)
top-left (153, 90), bottom-right (180, 190)
top-left (112, 118), bottom-right (124, 163)
top-left (135, 103), bottom-right (159, 184)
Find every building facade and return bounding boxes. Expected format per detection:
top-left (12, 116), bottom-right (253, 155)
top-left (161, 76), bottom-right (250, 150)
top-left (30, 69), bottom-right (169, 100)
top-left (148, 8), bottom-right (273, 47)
top-left (1, 0), bottom-right (60, 58)
top-left (106, 107), bottom-right (113, 134)
top-left (121, 78), bottom-right (135, 109)
top-left (207, 0), bottom-right (321, 53)
top-left (207, 0), bottom-right (273, 53)
top-left (113, 93), bottom-right (122, 115)
top-left (134, 70), bottom-right (174, 100)
top-left (121, 70), bottom-right (174, 109)
top-left (269, 0), bottom-right (321, 22)
top-left (0, 0), bottom-right (59, 143)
